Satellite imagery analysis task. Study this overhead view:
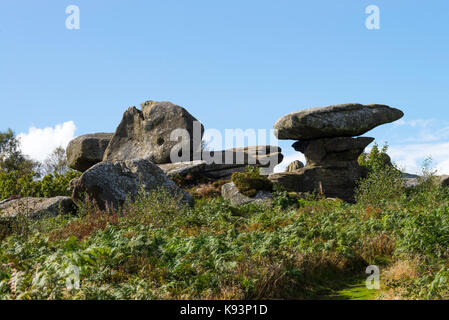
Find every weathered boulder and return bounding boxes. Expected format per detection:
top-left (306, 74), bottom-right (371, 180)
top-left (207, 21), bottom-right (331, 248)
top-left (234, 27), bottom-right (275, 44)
top-left (221, 182), bottom-right (271, 206)
top-left (103, 101), bottom-right (204, 164)
top-left (274, 103), bottom-right (404, 140)
top-left (159, 145), bottom-right (283, 179)
top-left (286, 160), bottom-right (304, 172)
top-left (67, 133), bottom-right (113, 172)
top-left (71, 159), bottom-right (193, 210)
top-left (0, 197), bottom-right (76, 219)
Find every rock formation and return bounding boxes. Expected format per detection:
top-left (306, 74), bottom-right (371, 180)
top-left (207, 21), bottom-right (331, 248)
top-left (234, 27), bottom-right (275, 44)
top-left (71, 158), bottom-right (193, 210)
top-left (270, 103), bottom-right (404, 202)
top-left (103, 101), bottom-right (204, 164)
top-left (0, 197), bottom-right (76, 219)
top-left (286, 160), bottom-right (304, 172)
top-left (221, 182), bottom-right (271, 206)
top-left (66, 133), bottom-right (113, 172)
top-left (159, 145), bottom-right (283, 179)
top-left (274, 103), bottom-right (404, 140)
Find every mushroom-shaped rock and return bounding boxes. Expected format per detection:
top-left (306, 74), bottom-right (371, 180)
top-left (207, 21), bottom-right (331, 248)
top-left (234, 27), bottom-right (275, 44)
top-left (274, 103), bottom-right (404, 140)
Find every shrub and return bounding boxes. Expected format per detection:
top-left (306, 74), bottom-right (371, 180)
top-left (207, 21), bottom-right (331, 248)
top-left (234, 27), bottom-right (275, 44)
top-left (358, 142), bottom-right (393, 172)
top-left (356, 143), bottom-right (404, 207)
top-left (0, 169), bottom-right (80, 200)
top-left (231, 166), bottom-right (273, 197)
top-left (187, 180), bottom-right (229, 199)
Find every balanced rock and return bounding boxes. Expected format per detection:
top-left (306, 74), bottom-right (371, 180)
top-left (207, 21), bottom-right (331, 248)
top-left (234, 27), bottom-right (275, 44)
top-left (0, 197), bottom-right (76, 219)
top-left (104, 101), bottom-right (204, 164)
top-left (286, 160), bottom-right (304, 172)
top-left (71, 159), bottom-right (193, 210)
top-left (67, 133), bottom-right (113, 172)
top-left (274, 103), bottom-right (404, 140)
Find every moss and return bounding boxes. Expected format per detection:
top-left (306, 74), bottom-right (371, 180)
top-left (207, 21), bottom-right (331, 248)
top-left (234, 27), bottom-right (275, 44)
top-left (231, 166), bottom-right (273, 197)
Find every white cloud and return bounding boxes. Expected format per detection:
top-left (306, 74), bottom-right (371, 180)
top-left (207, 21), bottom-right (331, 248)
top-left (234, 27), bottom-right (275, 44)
top-left (17, 121), bottom-right (77, 162)
top-left (384, 142), bottom-right (449, 175)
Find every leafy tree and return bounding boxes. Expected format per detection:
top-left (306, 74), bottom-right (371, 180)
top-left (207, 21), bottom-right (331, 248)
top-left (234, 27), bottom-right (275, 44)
top-left (41, 146), bottom-right (68, 176)
top-left (0, 130), bottom-right (80, 200)
top-left (0, 129), bottom-right (38, 176)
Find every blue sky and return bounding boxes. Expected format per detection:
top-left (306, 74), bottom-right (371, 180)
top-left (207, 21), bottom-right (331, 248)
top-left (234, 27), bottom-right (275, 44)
top-left (1, 1), bottom-right (448, 173)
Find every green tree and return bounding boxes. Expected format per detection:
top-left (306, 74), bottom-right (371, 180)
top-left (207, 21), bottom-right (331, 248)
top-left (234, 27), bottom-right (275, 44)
top-left (0, 129), bottom-right (38, 176)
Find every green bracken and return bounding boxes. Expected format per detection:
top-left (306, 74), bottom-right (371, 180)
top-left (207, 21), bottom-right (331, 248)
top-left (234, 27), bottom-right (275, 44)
top-left (1, 143), bottom-right (449, 300)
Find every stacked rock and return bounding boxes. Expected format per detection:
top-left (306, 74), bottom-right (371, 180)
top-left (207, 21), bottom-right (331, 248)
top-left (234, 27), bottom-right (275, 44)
top-left (269, 103), bottom-right (404, 202)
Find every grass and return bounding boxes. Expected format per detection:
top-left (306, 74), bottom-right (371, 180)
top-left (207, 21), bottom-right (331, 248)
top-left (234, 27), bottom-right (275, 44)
top-left (1, 160), bottom-right (449, 300)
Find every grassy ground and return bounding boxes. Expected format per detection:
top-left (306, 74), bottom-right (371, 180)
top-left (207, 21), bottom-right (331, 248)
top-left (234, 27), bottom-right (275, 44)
top-left (1, 163), bottom-right (449, 300)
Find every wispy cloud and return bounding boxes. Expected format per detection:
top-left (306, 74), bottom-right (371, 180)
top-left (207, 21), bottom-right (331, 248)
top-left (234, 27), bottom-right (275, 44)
top-left (17, 121), bottom-right (76, 163)
top-left (393, 118), bottom-right (449, 143)
top-left (388, 142), bottom-right (449, 175)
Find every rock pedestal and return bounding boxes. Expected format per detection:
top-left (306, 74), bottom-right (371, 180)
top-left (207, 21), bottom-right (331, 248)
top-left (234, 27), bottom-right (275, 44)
top-left (270, 103), bottom-right (404, 202)
top-left (270, 137), bottom-right (373, 202)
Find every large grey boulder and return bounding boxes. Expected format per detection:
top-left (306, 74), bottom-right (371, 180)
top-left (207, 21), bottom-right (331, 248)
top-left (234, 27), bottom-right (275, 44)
top-left (274, 103), bottom-right (404, 140)
top-left (71, 159), bottom-right (193, 210)
top-left (67, 133), bottom-right (113, 172)
top-left (221, 182), bottom-right (271, 206)
top-left (103, 101), bottom-right (204, 164)
top-left (0, 197), bottom-right (76, 219)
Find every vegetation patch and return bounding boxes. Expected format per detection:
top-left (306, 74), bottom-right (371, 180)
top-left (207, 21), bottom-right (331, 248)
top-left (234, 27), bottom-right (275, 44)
top-left (231, 166), bottom-right (273, 197)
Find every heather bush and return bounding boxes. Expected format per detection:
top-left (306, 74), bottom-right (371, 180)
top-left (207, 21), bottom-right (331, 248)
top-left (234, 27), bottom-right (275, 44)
top-left (231, 166), bottom-right (273, 197)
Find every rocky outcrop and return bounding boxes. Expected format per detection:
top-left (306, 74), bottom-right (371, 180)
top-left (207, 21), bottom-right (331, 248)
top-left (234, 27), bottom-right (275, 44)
top-left (67, 133), bottom-right (113, 172)
top-left (274, 103), bottom-right (404, 140)
top-left (221, 182), bottom-right (271, 206)
top-left (103, 101), bottom-right (204, 164)
top-left (0, 197), bottom-right (76, 219)
top-left (159, 145), bottom-right (283, 179)
top-left (292, 137), bottom-right (374, 167)
top-left (286, 160), bottom-right (304, 172)
top-left (71, 159), bottom-right (193, 210)
top-left (270, 137), bottom-right (374, 201)
top-left (270, 103), bottom-right (404, 202)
